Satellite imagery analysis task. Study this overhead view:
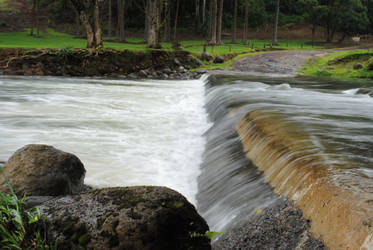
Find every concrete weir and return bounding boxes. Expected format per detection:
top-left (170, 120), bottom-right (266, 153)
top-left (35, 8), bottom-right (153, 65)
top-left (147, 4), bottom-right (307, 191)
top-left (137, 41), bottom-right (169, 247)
top-left (236, 110), bottom-right (373, 250)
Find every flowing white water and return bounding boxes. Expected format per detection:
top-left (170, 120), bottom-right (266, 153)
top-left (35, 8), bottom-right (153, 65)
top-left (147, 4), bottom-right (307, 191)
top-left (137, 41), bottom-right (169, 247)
top-left (0, 75), bottom-right (210, 204)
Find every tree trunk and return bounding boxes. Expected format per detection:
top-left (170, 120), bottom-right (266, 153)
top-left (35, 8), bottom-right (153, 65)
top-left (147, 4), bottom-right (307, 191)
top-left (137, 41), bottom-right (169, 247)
top-left (210, 0), bottom-right (217, 44)
top-left (93, 0), bottom-right (103, 47)
top-left (232, 0), bottom-right (237, 43)
top-left (217, 0), bottom-right (223, 44)
top-left (173, 0), bottom-right (180, 42)
top-left (118, 0), bottom-right (125, 42)
top-left (208, 0), bottom-right (213, 40)
top-left (202, 0), bottom-right (206, 25)
top-left (36, 0), bottom-right (40, 37)
top-left (163, 1), bottom-right (169, 41)
top-left (81, 11), bottom-right (95, 48)
top-left (195, 0), bottom-right (200, 32)
top-left (108, 0), bottom-right (112, 40)
top-left (243, 0), bottom-right (249, 44)
top-left (70, 0), bottom-right (103, 48)
top-left (272, 0), bottom-right (280, 45)
top-left (312, 23), bottom-right (315, 46)
top-left (30, 0), bottom-right (36, 36)
top-left (146, 0), bottom-right (161, 47)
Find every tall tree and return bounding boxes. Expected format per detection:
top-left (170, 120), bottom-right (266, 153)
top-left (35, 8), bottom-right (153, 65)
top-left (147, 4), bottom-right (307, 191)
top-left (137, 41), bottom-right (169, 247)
top-left (196, 0), bottom-right (201, 31)
top-left (117, 0), bottom-right (126, 42)
top-left (210, 0), bottom-right (218, 44)
top-left (30, 0), bottom-right (36, 36)
top-left (70, 0), bottom-right (103, 48)
top-left (108, 0), bottom-right (112, 40)
top-left (173, 0), bottom-right (180, 42)
top-left (232, 0), bottom-right (238, 43)
top-left (243, 0), bottom-right (249, 44)
top-left (272, 0), bottom-right (280, 45)
top-left (35, 0), bottom-right (40, 37)
top-left (202, 0), bottom-right (206, 24)
top-left (217, 0), bottom-right (224, 44)
top-left (163, 0), bottom-right (171, 42)
top-left (146, 0), bottom-right (161, 47)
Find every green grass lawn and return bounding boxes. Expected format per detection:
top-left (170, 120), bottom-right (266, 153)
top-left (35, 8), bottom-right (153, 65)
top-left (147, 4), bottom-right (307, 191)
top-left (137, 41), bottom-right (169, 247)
top-left (300, 49), bottom-right (373, 79)
top-left (0, 29), bottom-right (323, 53)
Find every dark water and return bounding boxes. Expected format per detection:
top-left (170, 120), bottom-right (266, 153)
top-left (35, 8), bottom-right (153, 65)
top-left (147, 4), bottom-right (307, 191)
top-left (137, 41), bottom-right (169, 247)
top-left (197, 74), bottom-right (373, 232)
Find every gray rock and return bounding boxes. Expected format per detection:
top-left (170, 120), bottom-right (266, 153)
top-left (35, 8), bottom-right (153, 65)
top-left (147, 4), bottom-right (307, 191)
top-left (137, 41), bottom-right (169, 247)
top-left (24, 196), bottom-right (54, 209)
top-left (196, 70), bottom-right (207, 74)
top-left (138, 69), bottom-right (149, 77)
top-left (128, 73), bottom-right (138, 79)
top-left (163, 67), bottom-right (172, 74)
top-left (213, 56), bottom-right (224, 64)
top-left (174, 58), bottom-right (181, 66)
top-left (0, 144), bottom-right (86, 197)
top-left (213, 198), bottom-right (326, 250)
top-left (201, 53), bottom-right (212, 61)
top-left (40, 186), bottom-right (211, 250)
top-left (178, 66), bottom-right (186, 72)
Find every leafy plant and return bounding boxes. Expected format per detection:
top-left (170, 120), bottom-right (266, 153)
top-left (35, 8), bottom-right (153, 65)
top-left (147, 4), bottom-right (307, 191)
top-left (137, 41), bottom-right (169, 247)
top-left (189, 230), bottom-right (224, 240)
top-left (0, 169), bottom-right (55, 249)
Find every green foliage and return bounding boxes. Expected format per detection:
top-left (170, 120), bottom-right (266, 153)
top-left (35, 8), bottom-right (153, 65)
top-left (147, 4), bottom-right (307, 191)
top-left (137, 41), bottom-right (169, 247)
top-left (0, 169), bottom-right (54, 249)
top-left (189, 231), bottom-right (224, 240)
top-left (204, 231), bottom-right (224, 240)
top-left (0, 19), bottom-right (7, 27)
top-left (300, 49), bottom-right (373, 78)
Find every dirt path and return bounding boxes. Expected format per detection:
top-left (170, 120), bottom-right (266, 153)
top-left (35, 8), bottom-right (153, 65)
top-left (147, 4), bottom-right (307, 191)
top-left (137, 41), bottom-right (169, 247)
top-left (232, 50), bottom-right (331, 76)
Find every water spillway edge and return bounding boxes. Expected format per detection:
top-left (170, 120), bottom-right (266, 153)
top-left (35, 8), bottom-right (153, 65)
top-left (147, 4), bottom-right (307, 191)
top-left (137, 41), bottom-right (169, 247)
top-left (236, 110), bottom-right (373, 250)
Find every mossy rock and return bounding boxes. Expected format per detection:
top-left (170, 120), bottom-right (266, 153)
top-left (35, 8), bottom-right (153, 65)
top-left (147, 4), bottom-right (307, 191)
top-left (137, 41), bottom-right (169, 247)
top-left (40, 186), bottom-right (211, 250)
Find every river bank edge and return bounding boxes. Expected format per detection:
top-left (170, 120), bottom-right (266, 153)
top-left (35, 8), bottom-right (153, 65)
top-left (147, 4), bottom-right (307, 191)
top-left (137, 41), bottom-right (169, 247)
top-left (0, 48), bottom-right (207, 80)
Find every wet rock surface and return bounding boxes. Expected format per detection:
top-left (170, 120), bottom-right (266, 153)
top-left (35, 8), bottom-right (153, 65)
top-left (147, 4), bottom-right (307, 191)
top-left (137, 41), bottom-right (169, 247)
top-left (40, 186), bottom-right (211, 250)
top-left (213, 198), bottom-right (327, 250)
top-left (0, 144), bottom-right (86, 197)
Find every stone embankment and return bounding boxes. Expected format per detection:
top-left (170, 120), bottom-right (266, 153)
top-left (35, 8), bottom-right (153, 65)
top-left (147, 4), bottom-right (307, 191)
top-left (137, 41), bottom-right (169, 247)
top-left (0, 144), bottom-right (211, 249)
top-left (0, 48), bottom-right (206, 79)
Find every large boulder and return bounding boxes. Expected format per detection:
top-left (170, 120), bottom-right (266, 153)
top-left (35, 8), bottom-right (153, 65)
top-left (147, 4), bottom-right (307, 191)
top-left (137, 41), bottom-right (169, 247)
top-left (0, 144), bottom-right (86, 196)
top-left (40, 186), bottom-right (211, 250)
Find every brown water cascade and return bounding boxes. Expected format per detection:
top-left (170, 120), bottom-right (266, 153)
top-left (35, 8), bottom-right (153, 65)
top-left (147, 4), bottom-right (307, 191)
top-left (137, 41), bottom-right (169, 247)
top-left (237, 110), bottom-right (373, 249)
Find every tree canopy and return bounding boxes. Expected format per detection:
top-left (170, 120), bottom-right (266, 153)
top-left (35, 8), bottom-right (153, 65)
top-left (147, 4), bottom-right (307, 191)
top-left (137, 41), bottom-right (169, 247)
top-left (31, 0), bottom-right (373, 47)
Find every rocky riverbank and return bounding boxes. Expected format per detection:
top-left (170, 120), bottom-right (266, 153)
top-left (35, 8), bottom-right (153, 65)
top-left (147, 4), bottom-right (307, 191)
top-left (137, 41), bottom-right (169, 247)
top-left (0, 48), bottom-right (206, 79)
top-left (0, 144), bottom-right (211, 249)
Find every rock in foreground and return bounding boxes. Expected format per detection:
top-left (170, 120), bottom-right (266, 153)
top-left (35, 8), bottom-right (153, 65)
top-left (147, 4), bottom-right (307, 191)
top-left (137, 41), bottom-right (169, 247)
top-left (40, 186), bottom-right (211, 250)
top-left (0, 144), bottom-right (85, 196)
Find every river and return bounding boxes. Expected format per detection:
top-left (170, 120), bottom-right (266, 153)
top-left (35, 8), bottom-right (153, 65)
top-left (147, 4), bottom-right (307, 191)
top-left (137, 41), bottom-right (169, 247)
top-left (0, 75), bottom-right (210, 205)
top-left (1, 74), bottom-right (373, 235)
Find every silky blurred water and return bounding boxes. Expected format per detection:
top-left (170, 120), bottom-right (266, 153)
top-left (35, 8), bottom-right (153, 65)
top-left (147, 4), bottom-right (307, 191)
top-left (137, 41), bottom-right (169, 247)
top-left (0, 75), bottom-right (210, 204)
top-left (198, 75), bottom-right (373, 232)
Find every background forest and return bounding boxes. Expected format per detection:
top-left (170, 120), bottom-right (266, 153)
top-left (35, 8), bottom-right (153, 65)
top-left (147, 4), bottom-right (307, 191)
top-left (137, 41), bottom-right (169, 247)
top-left (1, 0), bottom-right (372, 48)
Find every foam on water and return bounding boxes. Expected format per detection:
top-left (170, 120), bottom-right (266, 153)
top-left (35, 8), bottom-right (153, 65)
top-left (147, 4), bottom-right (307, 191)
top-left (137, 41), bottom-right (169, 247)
top-left (0, 76), bottom-right (211, 205)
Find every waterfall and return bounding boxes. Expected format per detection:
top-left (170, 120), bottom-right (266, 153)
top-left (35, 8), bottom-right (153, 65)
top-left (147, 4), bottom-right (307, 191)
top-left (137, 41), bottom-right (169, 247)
top-left (198, 74), bottom-right (373, 249)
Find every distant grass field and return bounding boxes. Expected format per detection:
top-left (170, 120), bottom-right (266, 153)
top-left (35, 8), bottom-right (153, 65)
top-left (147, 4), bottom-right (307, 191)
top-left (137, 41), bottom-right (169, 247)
top-left (300, 49), bottom-right (373, 79)
top-left (0, 29), bottom-right (323, 53)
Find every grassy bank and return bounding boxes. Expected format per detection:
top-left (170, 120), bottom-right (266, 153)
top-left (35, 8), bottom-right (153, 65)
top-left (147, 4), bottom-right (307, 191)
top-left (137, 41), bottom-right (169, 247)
top-left (0, 29), bottom-right (322, 55)
top-left (300, 49), bottom-right (373, 78)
